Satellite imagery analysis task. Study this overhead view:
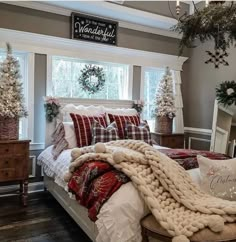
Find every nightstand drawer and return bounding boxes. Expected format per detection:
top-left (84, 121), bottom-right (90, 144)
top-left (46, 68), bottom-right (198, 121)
top-left (0, 144), bottom-right (14, 155)
top-left (162, 136), bottom-right (184, 148)
top-left (0, 156), bottom-right (25, 169)
top-left (151, 132), bottom-right (184, 149)
top-left (0, 168), bottom-right (16, 180)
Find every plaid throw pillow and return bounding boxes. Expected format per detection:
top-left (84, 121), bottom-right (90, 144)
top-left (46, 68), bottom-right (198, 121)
top-left (108, 113), bottom-right (140, 139)
top-left (91, 121), bottom-right (119, 144)
top-left (126, 120), bottom-right (152, 145)
top-left (70, 113), bottom-right (107, 147)
top-left (51, 122), bottom-right (68, 160)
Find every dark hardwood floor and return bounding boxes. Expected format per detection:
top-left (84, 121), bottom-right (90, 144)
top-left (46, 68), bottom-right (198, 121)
top-left (0, 192), bottom-right (92, 242)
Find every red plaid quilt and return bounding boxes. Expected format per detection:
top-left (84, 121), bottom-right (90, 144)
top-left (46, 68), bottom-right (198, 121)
top-left (159, 149), bottom-right (229, 170)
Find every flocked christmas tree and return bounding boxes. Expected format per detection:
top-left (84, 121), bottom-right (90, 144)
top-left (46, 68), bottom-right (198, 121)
top-left (154, 67), bottom-right (176, 119)
top-left (0, 43), bottom-right (27, 119)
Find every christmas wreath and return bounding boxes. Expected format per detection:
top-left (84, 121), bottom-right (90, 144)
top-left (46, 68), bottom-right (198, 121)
top-left (216, 80), bottom-right (236, 106)
top-left (79, 65), bottom-right (106, 94)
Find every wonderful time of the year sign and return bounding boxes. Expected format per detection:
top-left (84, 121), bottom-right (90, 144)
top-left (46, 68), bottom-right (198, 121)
top-left (72, 13), bottom-right (118, 45)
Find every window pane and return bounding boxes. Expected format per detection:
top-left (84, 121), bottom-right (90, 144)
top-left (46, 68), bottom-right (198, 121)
top-left (0, 51), bottom-right (27, 139)
top-left (143, 68), bottom-right (165, 122)
top-left (51, 56), bottom-right (130, 100)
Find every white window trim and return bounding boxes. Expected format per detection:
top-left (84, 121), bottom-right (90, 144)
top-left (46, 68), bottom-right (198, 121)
top-left (25, 53), bottom-right (35, 141)
top-left (47, 54), bottom-right (133, 100)
top-left (0, 28), bottom-right (187, 70)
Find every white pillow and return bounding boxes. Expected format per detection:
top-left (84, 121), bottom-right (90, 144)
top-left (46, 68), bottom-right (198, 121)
top-left (197, 155), bottom-right (236, 200)
top-left (61, 104), bottom-right (105, 121)
top-left (55, 120), bottom-right (77, 149)
top-left (63, 122), bottom-right (77, 149)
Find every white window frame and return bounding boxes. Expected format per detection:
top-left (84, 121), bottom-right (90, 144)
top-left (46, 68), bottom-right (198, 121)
top-left (0, 50), bottom-right (34, 141)
top-left (46, 55), bottom-right (133, 100)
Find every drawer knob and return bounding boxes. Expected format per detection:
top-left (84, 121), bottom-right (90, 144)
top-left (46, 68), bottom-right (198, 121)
top-left (5, 148), bottom-right (9, 152)
top-left (5, 161), bottom-right (8, 165)
top-left (5, 172), bottom-right (8, 176)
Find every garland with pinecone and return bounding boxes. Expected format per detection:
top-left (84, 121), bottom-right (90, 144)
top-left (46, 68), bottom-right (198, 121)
top-left (173, 2), bottom-right (236, 56)
top-left (216, 80), bottom-right (236, 106)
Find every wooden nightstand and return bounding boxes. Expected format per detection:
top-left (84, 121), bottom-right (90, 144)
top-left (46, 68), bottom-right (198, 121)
top-left (0, 140), bottom-right (30, 206)
top-left (151, 132), bottom-right (184, 148)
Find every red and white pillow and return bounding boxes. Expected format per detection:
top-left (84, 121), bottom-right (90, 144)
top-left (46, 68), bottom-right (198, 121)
top-left (108, 113), bottom-right (140, 139)
top-left (70, 113), bottom-right (107, 147)
top-left (125, 120), bottom-right (152, 145)
top-left (51, 122), bottom-right (68, 160)
top-left (91, 121), bottom-right (119, 144)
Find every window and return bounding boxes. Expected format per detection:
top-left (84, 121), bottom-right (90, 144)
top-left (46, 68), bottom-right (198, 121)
top-left (141, 67), bottom-right (166, 131)
top-left (48, 56), bottom-right (131, 100)
top-left (0, 51), bottom-right (32, 139)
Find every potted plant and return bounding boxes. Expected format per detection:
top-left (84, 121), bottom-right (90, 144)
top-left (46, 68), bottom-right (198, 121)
top-left (0, 43), bottom-right (27, 140)
top-left (154, 67), bottom-right (176, 134)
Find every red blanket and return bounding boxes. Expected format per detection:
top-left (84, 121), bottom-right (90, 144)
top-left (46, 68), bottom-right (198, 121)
top-left (68, 148), bottom-right (228, 221)
top-left (159, 149), bottom-right (228, 170)
top-left (68, 160), bottom-right (129, 221)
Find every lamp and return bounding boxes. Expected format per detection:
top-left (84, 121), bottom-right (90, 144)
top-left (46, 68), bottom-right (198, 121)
top-left (172, 1), bottom-right (236, 68)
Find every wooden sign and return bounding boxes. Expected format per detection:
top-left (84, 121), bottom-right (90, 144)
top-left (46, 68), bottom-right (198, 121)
top-left (72, 13), bottom-right (118, 45)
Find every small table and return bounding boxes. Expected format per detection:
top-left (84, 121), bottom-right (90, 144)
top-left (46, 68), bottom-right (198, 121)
top-left (151, 132), bottom-right (184, 148)
top-left (0, 140), bottom-right (30, 206)
top-left (141, 214), bottom-right (236, 242)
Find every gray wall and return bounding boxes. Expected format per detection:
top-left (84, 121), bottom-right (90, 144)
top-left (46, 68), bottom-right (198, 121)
top-left (123, 1), bottom-right (189, 18)
top-left (0, 3), bottom-right (183, 56)
top-left (182, 41), bottom-right (236, 130)
top-left (0, 3), bottom-right (186, 144)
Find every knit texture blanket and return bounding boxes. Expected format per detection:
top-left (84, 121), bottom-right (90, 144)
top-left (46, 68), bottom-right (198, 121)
top-left (64, 140), bottom-right (236, 242)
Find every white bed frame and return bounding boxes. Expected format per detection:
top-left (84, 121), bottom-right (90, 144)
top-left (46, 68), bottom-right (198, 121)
top-left (44, 97), bottom-right (134, 241)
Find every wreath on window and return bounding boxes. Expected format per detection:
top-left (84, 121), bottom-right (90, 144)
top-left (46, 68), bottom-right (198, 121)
top-left (216, 80), bottom-right (236, 106)
top-left (79, 64), bottom-right (106, 94)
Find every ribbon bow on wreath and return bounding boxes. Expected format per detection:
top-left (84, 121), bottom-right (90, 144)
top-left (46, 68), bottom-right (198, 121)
top-left (79, 64), bottom-right (106, 95)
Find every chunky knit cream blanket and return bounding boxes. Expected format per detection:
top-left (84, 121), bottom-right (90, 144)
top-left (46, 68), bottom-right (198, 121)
top-left (64, 140), bottom-right (236, 242)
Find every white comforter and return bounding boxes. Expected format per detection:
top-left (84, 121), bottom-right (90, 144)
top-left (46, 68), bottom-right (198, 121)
top-left (37, 146), bottom-right (201, 242)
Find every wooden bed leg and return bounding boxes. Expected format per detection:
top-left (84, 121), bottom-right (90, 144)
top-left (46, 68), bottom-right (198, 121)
top-left (141, 226), bottom-right (149, 242)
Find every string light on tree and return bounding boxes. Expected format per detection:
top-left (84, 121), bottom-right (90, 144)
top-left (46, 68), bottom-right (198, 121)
top-left (0, 43), bottom-right (27, 119)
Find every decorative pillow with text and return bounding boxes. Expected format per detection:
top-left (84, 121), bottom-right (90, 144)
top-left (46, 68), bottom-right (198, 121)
top-left (197, 155), bottom-right (236, 201)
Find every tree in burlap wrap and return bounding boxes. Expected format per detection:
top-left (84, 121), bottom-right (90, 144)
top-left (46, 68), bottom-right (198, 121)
top-left (65, 140), bottom-right (236, 242)
top-left (154, 67), bottom-right (176, 133)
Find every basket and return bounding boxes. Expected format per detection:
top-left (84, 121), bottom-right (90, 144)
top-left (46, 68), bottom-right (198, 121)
top-left (155, 116), bottom-right (173, 134)
top-left (0, 116), bottom-right (19, 140)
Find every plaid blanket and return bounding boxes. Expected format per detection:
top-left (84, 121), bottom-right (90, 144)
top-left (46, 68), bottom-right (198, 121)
top-left (159, 148), bottom-right (229, 170)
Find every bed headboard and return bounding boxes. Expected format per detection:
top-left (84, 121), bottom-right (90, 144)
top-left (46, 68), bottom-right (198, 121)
top-left (45, 97), bottom-right (134, 147)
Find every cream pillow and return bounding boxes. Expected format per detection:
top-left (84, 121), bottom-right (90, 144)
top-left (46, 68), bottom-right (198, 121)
top-left (197, 155), bottom-right (236, 200)
top-left (63, 122), bottom-right (77, 149)
top-left (56, 120), bottom-right (77, 149)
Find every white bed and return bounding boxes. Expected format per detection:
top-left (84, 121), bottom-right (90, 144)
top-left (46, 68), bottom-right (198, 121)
top-left (38, 97), bottom-right (202, 242)
top-left (38, 145), bottom-right (201, 242)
